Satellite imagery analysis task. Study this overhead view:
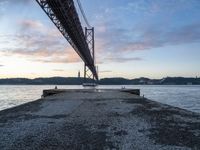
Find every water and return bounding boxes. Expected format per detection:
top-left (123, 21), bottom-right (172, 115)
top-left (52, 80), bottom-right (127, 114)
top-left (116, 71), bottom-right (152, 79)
top-left (0, 85), bottom-right (200, 113)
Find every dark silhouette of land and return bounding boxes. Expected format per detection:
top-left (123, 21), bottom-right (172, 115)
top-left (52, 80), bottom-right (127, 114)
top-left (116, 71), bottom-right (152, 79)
top-left (0, 77), bottom-right (199, 85)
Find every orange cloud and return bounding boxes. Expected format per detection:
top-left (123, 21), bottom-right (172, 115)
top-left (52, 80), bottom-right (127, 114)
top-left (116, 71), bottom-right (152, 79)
top-left (2, 47), bottom-right (81, 64)
top-left (20, 20), bottom-right (43, 30)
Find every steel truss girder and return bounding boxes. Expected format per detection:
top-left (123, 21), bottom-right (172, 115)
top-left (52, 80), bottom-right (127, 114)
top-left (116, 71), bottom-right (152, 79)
top-left (36, 0), bottom-right (98, 80)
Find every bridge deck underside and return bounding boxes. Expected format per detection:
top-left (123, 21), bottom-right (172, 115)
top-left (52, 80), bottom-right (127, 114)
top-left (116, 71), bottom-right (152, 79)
top-left (36, 0), bottom-right (98, 80)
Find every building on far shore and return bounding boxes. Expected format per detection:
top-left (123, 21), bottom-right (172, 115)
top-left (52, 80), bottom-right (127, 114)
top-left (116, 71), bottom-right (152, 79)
top-left (78, 71), bottom-right (80, 78)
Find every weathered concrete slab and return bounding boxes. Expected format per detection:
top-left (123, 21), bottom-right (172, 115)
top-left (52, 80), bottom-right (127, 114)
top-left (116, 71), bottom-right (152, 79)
top-left (42, 88), bottom-right (140, 97)
top-left (0, 89), bottom-right (199, 150)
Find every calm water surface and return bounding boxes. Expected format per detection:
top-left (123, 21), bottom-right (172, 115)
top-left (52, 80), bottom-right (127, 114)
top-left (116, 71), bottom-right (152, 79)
top-left (0, 85), bottom-right (200, 113)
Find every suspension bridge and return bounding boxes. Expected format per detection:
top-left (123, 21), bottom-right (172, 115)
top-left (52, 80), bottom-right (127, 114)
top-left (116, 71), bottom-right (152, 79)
top-left (36, 0), bottom-right (98, 80)
top-left (0, 1), bottom-right (199, 149)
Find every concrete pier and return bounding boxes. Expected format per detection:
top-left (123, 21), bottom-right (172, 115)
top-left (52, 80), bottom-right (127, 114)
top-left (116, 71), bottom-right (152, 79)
top-left (0, 89), bottom-right (199, 150)
top-left (42, 88), bottom-right (140, 97)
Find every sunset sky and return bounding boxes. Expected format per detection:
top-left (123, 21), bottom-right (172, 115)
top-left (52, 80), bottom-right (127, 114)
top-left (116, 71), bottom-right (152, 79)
top-left (0, 0), bottom-right (200, 79)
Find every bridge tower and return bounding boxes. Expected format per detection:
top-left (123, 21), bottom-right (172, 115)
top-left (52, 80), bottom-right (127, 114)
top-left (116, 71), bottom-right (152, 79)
top-left (84, 27), bottom-right (96, 81)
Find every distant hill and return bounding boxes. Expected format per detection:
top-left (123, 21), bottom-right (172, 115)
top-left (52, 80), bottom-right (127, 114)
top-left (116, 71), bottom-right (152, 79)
top-left (0, 77), bottom-right (199, 85)
top-left (99, 78), bottom-right (130, 85)
top-left (159, 77), bottom-right (200, 85)
top-left (32, 77), bottom-right (93, 85)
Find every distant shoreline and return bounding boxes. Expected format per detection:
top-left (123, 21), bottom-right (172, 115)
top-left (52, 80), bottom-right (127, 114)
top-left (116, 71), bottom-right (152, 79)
top-left (0, 77), bottom-right (199, 85)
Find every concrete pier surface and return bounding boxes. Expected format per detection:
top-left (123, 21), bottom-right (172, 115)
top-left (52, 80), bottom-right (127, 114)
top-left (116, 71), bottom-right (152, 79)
top-left (0, 89), bottom-right (200, 150)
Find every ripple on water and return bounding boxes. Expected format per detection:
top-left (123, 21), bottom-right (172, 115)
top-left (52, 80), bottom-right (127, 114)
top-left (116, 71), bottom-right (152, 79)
top-left (0, 85), bottom-right (200, 113)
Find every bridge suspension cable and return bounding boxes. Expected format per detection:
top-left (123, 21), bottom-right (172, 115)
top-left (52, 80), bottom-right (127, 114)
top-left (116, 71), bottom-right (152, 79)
top-left (76, 0), bottom-right (92, 28)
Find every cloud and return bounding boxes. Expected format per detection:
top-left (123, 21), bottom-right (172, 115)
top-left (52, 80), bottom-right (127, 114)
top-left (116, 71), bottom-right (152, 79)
top-left (1, 0), bottom-right (32, 4)
top-left (165, 23), bottom-right (200, 44)
top-left (130, 22), bottom-right (200, 51)
top-left (0, 0), bottom-right (7, 7)
top-left (2, 2), bottom-right (200, 66)
top-left (53, 69), bottom-right (65, 72)
top-left (4, 48), bottom-right (62, 57)
top-left (95, 21), bottom-right (200, 53)
top-left (19, 20), bottom-right (44, 32)
top-left (99, 70), bottom-right (112, 73)
top-left (0, 0), bottom-right (33, 18)
top-left (2, 47), bottom-right (81, 64)
top-left (91, 0), bottom-right (200, 60)
top-left (0, 20), bottom-right (64, 50)
top-left (0, 19), bottom-right (141, 64)
top-left (0, 19), bottom-right (82, 64)
top-left (105, 57), bottom-right (143, 63)
top-left (117, 0), bottom-right (200, 17)
top-left (0, 0), bottom-right (8, 17)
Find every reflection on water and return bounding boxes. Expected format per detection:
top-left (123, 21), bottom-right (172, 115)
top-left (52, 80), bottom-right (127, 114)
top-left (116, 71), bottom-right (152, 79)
top-left (0, 85), bottom-right (200, 113)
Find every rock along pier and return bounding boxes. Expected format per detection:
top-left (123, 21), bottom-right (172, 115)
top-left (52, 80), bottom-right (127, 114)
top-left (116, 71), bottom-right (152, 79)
top-left (0, 88), bottom-right (200, 150)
